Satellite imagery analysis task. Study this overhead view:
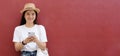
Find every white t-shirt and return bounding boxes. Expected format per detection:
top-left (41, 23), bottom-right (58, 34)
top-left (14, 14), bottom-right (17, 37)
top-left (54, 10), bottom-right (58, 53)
top-left (13, 24), bottom-right (48, 51)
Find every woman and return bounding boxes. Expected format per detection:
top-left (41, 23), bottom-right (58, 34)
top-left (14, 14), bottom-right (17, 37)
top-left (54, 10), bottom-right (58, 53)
top-left (13, 3), bottom-right (48, 56)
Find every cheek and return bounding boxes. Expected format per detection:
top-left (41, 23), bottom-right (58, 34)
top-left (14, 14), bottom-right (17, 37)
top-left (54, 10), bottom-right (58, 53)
top-left (33, 15), bottom-right (36, 18)
top-left (24, 16), bottom-right (28, 20)
top-left (24, 14), bottom-right (28, 18)
top-left (33, 16), bottom-right (36, 19)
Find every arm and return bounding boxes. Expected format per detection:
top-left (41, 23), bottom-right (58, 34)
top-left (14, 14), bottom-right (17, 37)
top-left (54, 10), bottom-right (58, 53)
top-left (33, 25), bottom-right (48, 50)
top-left (14, 37), bottom-right (34, 51)
top-left (14, 42), bottom-right (24, 51)
top-left (33, 37), bottom-right (47, 50)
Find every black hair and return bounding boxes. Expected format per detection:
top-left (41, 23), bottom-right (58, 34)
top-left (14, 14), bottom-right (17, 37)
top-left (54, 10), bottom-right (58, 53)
top-left (20, 10), bottom-right (38, 25)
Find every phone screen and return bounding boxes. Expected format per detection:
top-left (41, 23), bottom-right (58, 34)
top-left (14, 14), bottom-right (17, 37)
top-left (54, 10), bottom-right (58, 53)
top-left (28, 32), bottom-right (35, 36)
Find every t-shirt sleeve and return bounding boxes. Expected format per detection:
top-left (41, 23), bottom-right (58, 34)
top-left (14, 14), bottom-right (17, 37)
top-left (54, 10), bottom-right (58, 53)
top-left (13, 27), bottom-right (21, 42)
top-left (39, 25), bottom-right (48, 42)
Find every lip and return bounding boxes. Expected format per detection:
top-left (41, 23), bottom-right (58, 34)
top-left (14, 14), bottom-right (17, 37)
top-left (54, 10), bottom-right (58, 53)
top-left (28, 18), bottom-right (33, 20)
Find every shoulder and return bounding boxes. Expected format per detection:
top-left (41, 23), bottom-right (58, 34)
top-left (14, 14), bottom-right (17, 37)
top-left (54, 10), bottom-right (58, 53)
top-left (35, 24), bottom-right (46, 31)
top-left (36, 24), bottom-right (45, 28)
top-left (14, 25), bottom-right (24, 30)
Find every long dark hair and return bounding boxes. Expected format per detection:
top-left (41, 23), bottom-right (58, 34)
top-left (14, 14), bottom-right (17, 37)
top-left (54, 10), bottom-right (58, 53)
top-left (20, 10), bottom-right (38, 25)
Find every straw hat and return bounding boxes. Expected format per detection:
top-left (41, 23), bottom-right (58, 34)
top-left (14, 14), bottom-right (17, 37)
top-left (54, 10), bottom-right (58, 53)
top-left (20, 3), bottom-right (40, 13)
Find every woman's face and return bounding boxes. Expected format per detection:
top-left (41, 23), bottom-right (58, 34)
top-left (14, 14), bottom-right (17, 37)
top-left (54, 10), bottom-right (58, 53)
top-left (24, 10), bottom-right (36, 23)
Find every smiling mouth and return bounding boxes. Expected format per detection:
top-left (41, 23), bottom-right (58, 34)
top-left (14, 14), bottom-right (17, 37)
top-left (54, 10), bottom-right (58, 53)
top-left (28, 18), bottom-right (33, 20)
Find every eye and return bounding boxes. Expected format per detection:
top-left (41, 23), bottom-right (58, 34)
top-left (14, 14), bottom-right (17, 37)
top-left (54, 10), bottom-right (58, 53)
top-left (32, 13), bottom-right (35, 15)
top-left (26, 13), bottom-right (30, 15)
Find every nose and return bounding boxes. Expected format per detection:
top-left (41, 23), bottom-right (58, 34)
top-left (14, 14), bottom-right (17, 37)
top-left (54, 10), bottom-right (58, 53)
top-left (29, 14), bottom-right (33, 18)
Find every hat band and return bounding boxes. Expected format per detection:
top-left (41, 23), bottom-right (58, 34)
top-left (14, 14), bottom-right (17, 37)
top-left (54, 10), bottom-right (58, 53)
top-left (25, 7), bottom-right (36, 9)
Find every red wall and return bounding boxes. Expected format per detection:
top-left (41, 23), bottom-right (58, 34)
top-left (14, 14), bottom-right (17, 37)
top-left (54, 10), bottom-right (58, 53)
top-left (0, 0), bottom-right (120, 56)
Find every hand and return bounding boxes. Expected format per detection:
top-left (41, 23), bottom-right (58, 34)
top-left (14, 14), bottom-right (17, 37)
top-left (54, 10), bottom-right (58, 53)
top-left (32, 36), bottom-right (39, 42)
top-left (23, 36), bottom-right (34, 44)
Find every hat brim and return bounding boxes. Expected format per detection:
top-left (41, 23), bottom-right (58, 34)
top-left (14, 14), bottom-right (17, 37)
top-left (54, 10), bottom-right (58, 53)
top-left (20, 8), bottom-right (40, 13)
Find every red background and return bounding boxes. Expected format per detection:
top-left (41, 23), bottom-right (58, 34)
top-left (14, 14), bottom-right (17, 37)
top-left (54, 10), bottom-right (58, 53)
top-left (0, 0), bottom-right (120, 56)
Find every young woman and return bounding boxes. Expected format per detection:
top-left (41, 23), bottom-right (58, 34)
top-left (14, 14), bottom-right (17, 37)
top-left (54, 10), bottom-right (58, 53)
top-left (13, 3), bottom-right (48, 56)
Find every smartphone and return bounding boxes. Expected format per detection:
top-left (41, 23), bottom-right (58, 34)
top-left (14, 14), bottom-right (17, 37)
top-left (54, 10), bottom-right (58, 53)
top-left (28, 32), bottom-right (35, 37)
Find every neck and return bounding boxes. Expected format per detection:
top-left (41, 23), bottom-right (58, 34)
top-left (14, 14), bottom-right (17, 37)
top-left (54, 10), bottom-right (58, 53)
top-left (25, 23), bottom-right (34, 28)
